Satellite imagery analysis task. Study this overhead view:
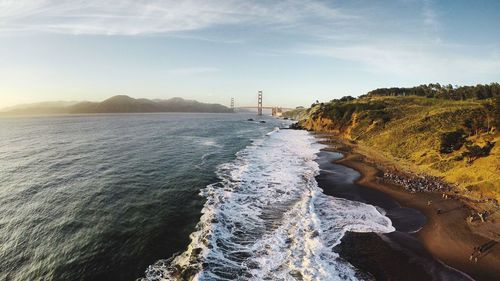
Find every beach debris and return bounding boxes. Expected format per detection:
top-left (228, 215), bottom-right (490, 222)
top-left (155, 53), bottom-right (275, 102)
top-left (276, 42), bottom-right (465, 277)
top-left (469, 240), bottom-right (498, 262)
top-left (382, 171), bottom-right (454, 193)
top-left (468, 209), bottom-right (495, 223)
top-left (479, 212), bottom-right (485, 222)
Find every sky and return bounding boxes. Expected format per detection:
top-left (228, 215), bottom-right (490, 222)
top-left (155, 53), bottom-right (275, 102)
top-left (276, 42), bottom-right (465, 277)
top-left (0, 0), bottom-right (499, 108)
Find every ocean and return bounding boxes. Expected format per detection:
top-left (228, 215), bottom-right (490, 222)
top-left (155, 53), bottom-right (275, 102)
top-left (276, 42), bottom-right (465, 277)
top-left (0, 113), bottom-right (394, 281)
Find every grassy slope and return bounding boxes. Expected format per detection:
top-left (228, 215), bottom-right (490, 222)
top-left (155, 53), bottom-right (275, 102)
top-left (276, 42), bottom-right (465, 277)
top-left (287, 96), bottom-right (499, 201)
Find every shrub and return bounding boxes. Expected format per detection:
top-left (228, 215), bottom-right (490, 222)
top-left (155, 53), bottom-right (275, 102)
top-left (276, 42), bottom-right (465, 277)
top-left (340, 95), bottom-right (356, 102)
top-left (462, 141), bottom-right (495, 163)
top-left (439, 130), bottom-right (466, 154)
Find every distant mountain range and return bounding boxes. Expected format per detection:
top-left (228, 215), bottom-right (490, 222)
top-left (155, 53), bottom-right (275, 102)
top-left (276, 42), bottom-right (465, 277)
top-left (1, 95), bottom-right (232, 115)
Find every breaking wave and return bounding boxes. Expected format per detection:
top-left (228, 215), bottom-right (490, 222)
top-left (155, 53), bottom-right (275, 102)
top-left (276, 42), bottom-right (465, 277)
top-left (140, 130), bottom-right (394, 281)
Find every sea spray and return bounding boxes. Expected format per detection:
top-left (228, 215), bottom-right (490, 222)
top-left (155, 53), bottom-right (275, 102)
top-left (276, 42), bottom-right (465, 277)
top-left (141, 130), bottom-right (395, 281)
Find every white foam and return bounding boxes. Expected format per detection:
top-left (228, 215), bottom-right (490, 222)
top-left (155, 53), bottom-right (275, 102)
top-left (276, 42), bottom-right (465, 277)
top-left (266, 127), bottom-right (280, 136)
top-left (194, 151), bottom-right (217, 169)
top-left (185, 136), bottom-right (223, 148)
top-left (141, 130), bottom-right (394, 281)
top-left (200, 139), bottom-right (221, 148)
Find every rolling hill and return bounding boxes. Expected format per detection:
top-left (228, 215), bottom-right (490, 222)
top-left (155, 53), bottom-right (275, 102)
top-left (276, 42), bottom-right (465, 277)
top-left (1, 95), bottom-right (232, 115)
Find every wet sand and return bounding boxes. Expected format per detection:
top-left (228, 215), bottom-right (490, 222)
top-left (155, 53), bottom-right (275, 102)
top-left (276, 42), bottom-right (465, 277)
top-left (316, 150), bottom-right (475, 280)
top-left (336, 148), bottom-right (500, 280)
top-left (336, 152), bottom-right (500, 281)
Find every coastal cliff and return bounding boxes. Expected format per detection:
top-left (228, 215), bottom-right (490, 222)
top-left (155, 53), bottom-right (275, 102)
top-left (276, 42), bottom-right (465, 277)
top-left (286, 85), bottom-right (500, 202)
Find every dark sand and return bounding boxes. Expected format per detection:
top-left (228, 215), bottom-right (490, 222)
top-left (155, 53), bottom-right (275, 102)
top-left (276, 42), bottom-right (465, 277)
top-left (336, 149), bottom-right (500, 281)
top-left (316, 150), bottom-right (481, 280)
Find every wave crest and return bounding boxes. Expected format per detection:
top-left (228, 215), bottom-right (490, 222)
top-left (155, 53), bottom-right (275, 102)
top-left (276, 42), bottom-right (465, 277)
top-left (140, 130), bottom-right (394, 281)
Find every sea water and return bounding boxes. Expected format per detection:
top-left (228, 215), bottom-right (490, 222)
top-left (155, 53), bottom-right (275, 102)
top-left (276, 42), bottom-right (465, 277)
top-left (140, 124), bottom-right (394, 281)
top-left (0, 113), bottom-right (394, 281)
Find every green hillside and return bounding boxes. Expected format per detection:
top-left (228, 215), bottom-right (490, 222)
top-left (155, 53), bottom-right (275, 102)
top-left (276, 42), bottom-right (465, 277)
top-left (287, 85), bottom-right (500, 201)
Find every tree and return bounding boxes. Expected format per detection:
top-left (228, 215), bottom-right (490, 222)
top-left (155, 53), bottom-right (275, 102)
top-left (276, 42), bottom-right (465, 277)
top-left (496, 96), bottom-right (500, 129)
top-left (483, 101), bottom-right (496, 133)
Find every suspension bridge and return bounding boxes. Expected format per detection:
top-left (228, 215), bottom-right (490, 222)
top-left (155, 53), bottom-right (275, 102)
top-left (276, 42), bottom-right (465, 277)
top-left (230, 91), bottom-right (294, 116)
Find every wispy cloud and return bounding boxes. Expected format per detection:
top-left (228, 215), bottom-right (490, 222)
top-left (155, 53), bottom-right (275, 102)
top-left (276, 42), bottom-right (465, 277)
top-left (297, 43), bottom-right (500, 79)
top-left (421, 0), bottom-right (441, 41)
top-left (1, 1), bottom-right (498, 87)
top-left (422, 0), bottom-right (439, 29)
top-left (0, 0), bottom-right (345, 35)
top-left (168, 67), bottom-right (221, 75)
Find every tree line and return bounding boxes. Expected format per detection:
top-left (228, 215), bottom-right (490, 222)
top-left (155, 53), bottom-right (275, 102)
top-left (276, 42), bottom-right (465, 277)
top-left (364, 83), bottom-right (500, 100)
top-left (309, 83), bottom-right (500, 132)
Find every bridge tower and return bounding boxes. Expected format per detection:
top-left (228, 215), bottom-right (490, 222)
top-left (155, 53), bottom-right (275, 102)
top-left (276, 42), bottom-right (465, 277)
top-left (230, 97), bottom-right (234, 111)
top-left (257, 91), bottom-right (263, 116)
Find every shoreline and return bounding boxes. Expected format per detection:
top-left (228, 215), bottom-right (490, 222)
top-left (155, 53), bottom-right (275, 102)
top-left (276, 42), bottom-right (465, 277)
top-left (319, 135), bottom-right (500, 281)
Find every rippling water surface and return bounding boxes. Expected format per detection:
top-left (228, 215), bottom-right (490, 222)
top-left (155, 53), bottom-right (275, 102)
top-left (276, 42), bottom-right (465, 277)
top-left (1, 113), bottom-right (396, 281)
top-left (0, 113), bottom-right (284, 281)
top-left (140, 127), bottom-right (394, 281)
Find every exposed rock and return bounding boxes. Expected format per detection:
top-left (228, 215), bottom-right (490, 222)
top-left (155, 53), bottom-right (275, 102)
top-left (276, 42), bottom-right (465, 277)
top-left (288, 122), bottom-right (303, 130)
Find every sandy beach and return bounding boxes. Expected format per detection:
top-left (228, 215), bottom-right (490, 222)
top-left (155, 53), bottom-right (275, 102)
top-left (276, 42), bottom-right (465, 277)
top-left (317, 135), bottom-right (500, 281)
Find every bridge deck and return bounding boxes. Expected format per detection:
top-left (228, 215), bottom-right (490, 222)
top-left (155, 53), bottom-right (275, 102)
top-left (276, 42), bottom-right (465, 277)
top-left (236, 106), bottom-right (294, 110)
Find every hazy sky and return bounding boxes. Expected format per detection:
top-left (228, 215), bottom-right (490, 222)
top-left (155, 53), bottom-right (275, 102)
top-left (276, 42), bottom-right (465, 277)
top-left (1, 0), bottom-right (499, 108)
